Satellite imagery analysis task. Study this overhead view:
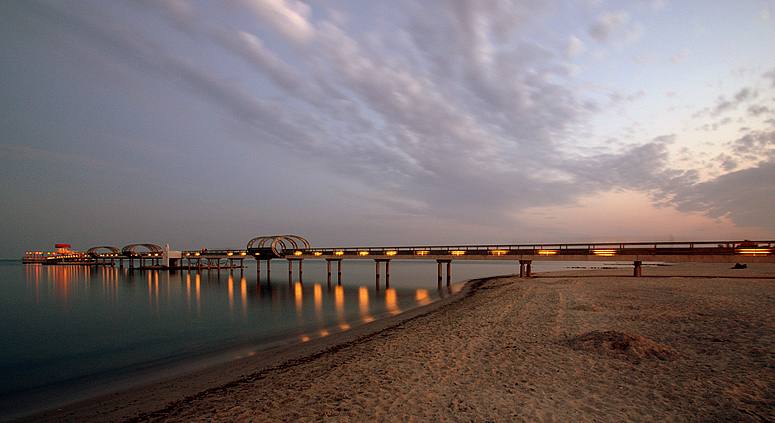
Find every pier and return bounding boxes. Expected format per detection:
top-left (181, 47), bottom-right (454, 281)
top-left (25, 237), bottom-right (775, 288)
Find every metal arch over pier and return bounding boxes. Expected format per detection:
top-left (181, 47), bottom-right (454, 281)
top-left (121, 244), bottom-right (164, 268)
top-left (121, 244), bottom-right (164, 256)
top-left (246, 235), bottom-right (310, 282)
top-left (87, 246), bottom-right (121, 256)
top-left (87, 246), bottom-right (124, 267)
top-left (246, 235), bottom-right (310, 258)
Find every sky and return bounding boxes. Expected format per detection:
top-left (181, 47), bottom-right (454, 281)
top-left (1, 0), bottom-right (774, 257)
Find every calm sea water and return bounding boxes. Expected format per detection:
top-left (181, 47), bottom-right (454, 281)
top-left (0, 258), bottom-right (626, 421)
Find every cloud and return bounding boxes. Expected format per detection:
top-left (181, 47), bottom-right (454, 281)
top-left (237, 0), bottom-right (314, 46)
top-left (211, 28), bottom-right (314, 99)
top-left (669, 49), bottom-right (690, 65)
top-left (728, 129), bottom-right (775, 162)
top-left (748, 105), bottom-right (771, 117)
top-left (666, 162), bottom-right (775, 231)
top-left (589, 11), bottom-right (629, 43)
top-left (564, 35), bottom-right (585, 60)
top-left (764, 67), bottom-right (775, 87)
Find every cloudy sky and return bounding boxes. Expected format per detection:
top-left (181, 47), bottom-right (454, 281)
top-left (1, 0), bottom-right (774, 257)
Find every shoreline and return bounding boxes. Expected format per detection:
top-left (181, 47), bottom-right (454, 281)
top-left (17, 262), bottom-right (775, 422)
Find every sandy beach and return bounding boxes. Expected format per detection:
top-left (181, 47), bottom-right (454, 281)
top-left (25, 262), bottom-right (775, 422)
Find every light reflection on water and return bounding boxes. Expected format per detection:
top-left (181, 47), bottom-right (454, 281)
top-left (1, 259), bottom-right (472, 421)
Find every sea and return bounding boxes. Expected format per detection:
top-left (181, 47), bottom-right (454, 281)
top-left (0, 258), bottom-right (631, 421)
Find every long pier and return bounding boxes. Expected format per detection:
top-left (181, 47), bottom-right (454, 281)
top-left (182, 239), bottom-right (774, 287)
top-left (30, 237), bottom-right (775, 288)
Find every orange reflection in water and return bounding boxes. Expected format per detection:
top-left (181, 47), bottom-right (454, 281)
top-left (240, 276), bottom-right (248, 312)
top-left (314, 283), bottom-right (322, 315)
top-left (335, 285), bottom-right (345, 319)
top-left (415, 289), bottom-right (432, 306)
top-left (295, 282), bottom-right (303, 313)
top-left (359, 286), bottom-right (374, 322)
top-left (385, 288), bottom-right (400, 315)
top-left (228, 274), bottom-right (234, 312)
top-left (195, 273), bottom-right (201, 314)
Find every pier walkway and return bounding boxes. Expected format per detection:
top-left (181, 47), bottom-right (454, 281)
top-left (33, 237), bottom-right (775, 288)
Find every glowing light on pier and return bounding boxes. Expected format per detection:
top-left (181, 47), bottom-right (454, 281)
top-left (385, 251), bottom-right (397, 256)
top-left (450, 250), bottom-right (466, 256)
top-left (358, 251), bottom-right (369, 256)
top-left (415, 250), bottom-right (429, 256)
top-left (489, 250), bottom-right (508, 256)
top-left (538, 250), bottom-right (557, 255)
top-left (294, 251), bottom-right (303, 256)
top-left (334, 251), bottom-right (344, 256)
top-left (313, 252), bottom-right (323, 256)
top-left (592, 249), bottom-right (618, 256)
top-left (736, 248), bottom-right (772, 256)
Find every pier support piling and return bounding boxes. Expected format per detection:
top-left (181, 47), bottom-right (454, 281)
top-left (633, 261), bottom-right (642, 277)
top-left (519, 260), bottom-right (532, 278)
top-left (437, 260), bottom-right (452, 288)
top-left (374, 259), bottom-right (391, 289)
top-left (256, 259), bottom-right (272, 284)
top-left (326, 259), bottom-right (342, 286)
top-left (287, 258), bottom-right (303, 284)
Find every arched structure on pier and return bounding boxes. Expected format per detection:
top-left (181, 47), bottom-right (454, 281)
top-left (121, 244), bottom-right (163, 257)
top-left (246, 235), bottom-right (310, 258)
top-left (87, 246), bottom-right (121, 258)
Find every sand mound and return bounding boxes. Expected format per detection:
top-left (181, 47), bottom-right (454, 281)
top-left (567, 330), bottom-right (678, 361)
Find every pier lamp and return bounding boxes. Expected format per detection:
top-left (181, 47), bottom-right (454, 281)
top-left (294, 251), bottom-right (303, 256)
top-left (489, 250), bottom-right (508, 256)
top-left (415, 250), bottom-right (429, 256)
top-left (313, 252), bottom-right (323, 256)
top-left (334, 251), bottom-right (344, 256)
top-left (450, 250), bottom-right (466, 256)
top-left (592, 249), bottom-right (618, 257)
top-left (358, 251), bottom-right (369, 256)
top-left (537, 250), bottom-right (557, 256)
top-left (227, 252), bottom-right (233, 256)
top-left (240, 252), bottom-right (246, 256)
top-left (385, 251), bottom-right (398, 256)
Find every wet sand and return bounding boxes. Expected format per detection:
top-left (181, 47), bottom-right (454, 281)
top-left (23, 262), bottom-right (775, 422)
